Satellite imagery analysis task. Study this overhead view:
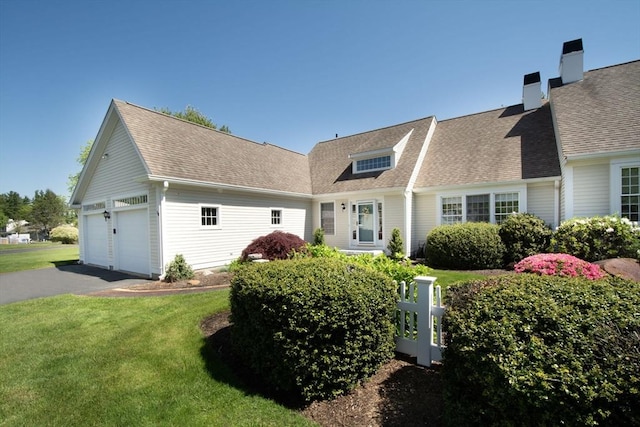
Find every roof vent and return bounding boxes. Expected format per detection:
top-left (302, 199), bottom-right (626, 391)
top-left (559, 38), bottom-right (584, 84)
top-left (522, 72), bottom-right (542, 111)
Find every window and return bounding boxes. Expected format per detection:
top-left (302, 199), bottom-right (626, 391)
top-left (621, 166), bottom-right (639, 221)
top-left (495, 193), bottom-right (519, 224)
top-left (320, 203), bottom-right (335, 235)
top-left (271, 209), bottom-right (282, 226)
top-left (466, 194), bottom-right (490, 222)
top-left (377, 202), bottom-right (383, 240)
top-left (355, 155), bottom-right (391, 173)
top-left (442, 197), bottom-right (463, 224)
top-left (82, 201), bottom-right (105, 212)
top-left (113, 194), bottom-right (147, 207)
top-left (201, 206), bottom-right (219, 227)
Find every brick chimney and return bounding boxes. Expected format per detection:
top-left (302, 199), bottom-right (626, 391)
top-left (559, 38), bottom-right (584, 84)
top-left (523, 72), bottom-right (542, 111)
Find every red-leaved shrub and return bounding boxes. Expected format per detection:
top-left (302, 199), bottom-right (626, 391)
top-left (514, 253), bottom-right (607, 280)
top-left (240, 231), bottom-right (306, 261)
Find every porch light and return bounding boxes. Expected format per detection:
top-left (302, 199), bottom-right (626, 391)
top-left (103, 210), bottom-right (111, 221)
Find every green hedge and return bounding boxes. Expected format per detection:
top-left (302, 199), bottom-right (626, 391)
top-left (443, 274), bottom-right (640, 426)
top-left (499, 213), bottom-right (552, 265)
top-left (425, 222), bottom-right (505, 269)
top-left (229, 258), bottom-right (396, 401)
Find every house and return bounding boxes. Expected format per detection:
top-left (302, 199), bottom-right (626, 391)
top-left (70, 39), bottom-right (639, 277)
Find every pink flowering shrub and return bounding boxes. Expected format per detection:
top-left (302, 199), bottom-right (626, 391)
top-left (514, 253), bottom-right (607, 280)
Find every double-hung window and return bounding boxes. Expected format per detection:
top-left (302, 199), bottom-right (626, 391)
top-left (441, 192), bottom-right (520, 224)
top-left (621, 166), bottom-right (639, 221)
top-left (494, 193), bottom-right (519, 224)
top-left (271, 209), bottom-right (282, 226)
top-left (441, 197), bottom-right (463, 224)
top-left (320, 202), bottom-right (335, 235)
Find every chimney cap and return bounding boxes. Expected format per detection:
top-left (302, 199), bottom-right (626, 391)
top-left (523, 72), bottom-right (541, 85)
top-left (562, 38), bottom-right (583, 55)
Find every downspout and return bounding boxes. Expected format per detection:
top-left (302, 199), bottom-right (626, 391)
top-left (158, 180), bottom-right (169, 278)
top-left (554, 179), bottom-right (561, 228)
top-left (403, 190), bottom-right (413, 257)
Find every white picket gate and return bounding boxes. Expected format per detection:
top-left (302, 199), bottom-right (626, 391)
top-left (395, 276), bottom-right (445, 367)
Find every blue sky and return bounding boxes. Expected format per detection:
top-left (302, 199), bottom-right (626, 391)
top-left (1, 0), bottom-right (638, 200)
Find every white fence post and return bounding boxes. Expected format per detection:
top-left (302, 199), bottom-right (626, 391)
top-left (395, 276), bottom-right (444, 367)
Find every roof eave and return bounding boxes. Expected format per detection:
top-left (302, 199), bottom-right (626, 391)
top-left (413, 176), bottom-right (562, 194)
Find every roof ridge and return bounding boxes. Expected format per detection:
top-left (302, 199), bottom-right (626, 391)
top-left (437, 102), bottom-right (545, 123)
top-left (316, 116), bottom-right (434, 144)
top-left (585, 58), bottom-right (640, 75)
top-left (114, 99), bottom-right (306, 155)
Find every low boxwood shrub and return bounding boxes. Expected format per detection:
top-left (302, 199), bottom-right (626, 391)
top-left (49, 225), bottom-right (78, 244)
top-left (549, 215), bottom-right (640, 262)
top-left (425, 222), bottom-right (505, 269)
top-left (240, 230), bottom-right (306, 261)
top-left (164, 254), bottom-right (194, 282)
top-left (499, 213), bottom-right (553, 265)
top-left (230, 258), bottom-right (396, 401)
top-left (443, 274), bottom-right (640, 426)
top-left (514, 253), bottom-right (606, 280)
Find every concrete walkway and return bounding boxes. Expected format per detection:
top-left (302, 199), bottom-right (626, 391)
top-left (0, 264), bottom-right (152, 305)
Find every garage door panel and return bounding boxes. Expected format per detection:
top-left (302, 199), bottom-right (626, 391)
top-left (85, 214), bottom-right (109, 267)
top-left (115, 209), bottom-right (150, 275)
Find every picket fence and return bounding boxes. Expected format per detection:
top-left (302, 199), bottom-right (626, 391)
top-left (395, 276), bottom-right (445, 367)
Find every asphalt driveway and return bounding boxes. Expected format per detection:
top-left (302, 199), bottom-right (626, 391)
top-left (0, 264), bottom-right (152, 305)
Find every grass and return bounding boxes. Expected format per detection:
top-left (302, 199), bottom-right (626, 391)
top-left (430, 269), bottom-right (490, 292)
top-left (0, 243), bottom-right (78, 273)
top-left (0, 291), bottom-right (313, 427)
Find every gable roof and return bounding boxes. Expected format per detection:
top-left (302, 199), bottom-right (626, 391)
top-left (113, 100), bottom-right (312, 195)
top-left (549, 60), bottom-right (640, 159)
top-left (415, 103), bottom-right (560, 189)
top-left (308, 117), bottom-right (435, 195)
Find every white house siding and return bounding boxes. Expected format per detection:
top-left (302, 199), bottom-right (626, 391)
top-left (383, 194), bottom-right (405, 247)
top-left (163, 187), bottom-right (312, 270)
top-left (313, 199), bottom-right (351, 249)
top-left (80, 121), bottom-right (150, 270)
top-left (412, 193), bottom-right (436, 254)
top-left (572, 162), bottom-right (610, 217)
top-left (526, 182), bottom-right (557, 227)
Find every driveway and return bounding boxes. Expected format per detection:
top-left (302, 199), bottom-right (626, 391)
top-left (0, 264), bottom-right (152, 305)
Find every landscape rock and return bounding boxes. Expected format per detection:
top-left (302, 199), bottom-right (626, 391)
top-left (594, 258), bottom-right (640, 282)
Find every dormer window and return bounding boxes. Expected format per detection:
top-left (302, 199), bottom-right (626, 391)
top-left (349, 129), bottom-right (414, 175)
top-left (355, 155), bottom-right (392, 173)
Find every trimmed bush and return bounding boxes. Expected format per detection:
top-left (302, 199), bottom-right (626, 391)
top-left (164, 254), bottom-right (194, 282)
top-left (499, 213), bottom-right (553, 265)
top-left (312, 228), bottom-right (325, 246)
top-left (49, 225), bottom-right (78, 244)
top-left (425, 222), bottom-right (505, 269)
top-left (549, 215), bottom-right (640, 262)
top-left (240, 230), bottom-right (306, 261)
top-left (230, 258), bottom-right (396, 401)
top-left (386, 227), bottom-right (404, 260)
top-left (515, 253), bottom-right (607, 280)
top-left (443, 274), bottom-right (640, 426)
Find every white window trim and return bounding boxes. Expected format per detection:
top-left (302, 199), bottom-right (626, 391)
top-left (610, 158), bottom-right (640, 219)
top-left (110, 191), bottom-right (149, 213)
top-left (320, 202), bottom-right (336, 236)
top-left (270, 208), bottom-right (283, 228)
top-left (199, 204), bottom-right (221, 230)
top-left (436, 187), bottom-right (526, 226)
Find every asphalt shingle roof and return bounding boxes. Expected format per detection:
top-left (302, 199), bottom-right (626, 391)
top-left (415, 103), bottom-right (560, 188)
top-left (114, 100), bottom-right (312, 195)
top-left (308, 117), bottom-right (435, 195)
top-left (550, 60), bottom-right (640, 158)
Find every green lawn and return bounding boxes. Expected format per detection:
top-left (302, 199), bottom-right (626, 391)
top-left (0, 243), bottom-right (78, 273)
top-left (0, 291), bottom-right (312, 427)
top-left (430, 269), bottom-right (488, 292)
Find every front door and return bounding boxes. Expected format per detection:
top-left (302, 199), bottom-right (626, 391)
top-left (357, 202), bottom-right (375, 244)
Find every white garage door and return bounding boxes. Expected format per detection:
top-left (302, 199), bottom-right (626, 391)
top-left (115, 209), bottom-right (150, 276)
top-left (84, 214), bottom-right (109, 267)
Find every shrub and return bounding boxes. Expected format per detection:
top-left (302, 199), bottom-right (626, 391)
top-left (386, 228), bottom-right (404, 260)
top-left (425, 222), bottom-right (505, 269)
top-left (49, 225), bottom-right (78, 244)
top-left (240, 230), bottom-right (306, 261)
top-left (514, 253), bottom-right (607, 280)
top-left (443, 274), bottom-right (640, 426)
top-left (549, 215), bottom-right (640, 262)
top-left (230, 258), bottom-right (396, 401)
top-left (164, 254), bottom-right (194, 282)
top-left (312, 228), bottom-right (325, 246)
top-left (499, 213), bottom-right (553, 265)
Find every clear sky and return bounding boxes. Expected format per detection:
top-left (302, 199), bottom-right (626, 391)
top-left (1, 0), bottom-right (638, 200)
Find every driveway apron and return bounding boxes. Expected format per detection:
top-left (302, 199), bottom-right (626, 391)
top-left (0, 264), bottom-right (151, 305)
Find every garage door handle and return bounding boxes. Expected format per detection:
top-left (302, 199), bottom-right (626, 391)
top-left (113, 229), bottom-right (117, 234)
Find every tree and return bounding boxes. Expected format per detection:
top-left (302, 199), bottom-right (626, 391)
top-left (31, 189), bottom-right (66, 237)
top-left (67, 139), bottom-right (94, 195)
top-left (155, 105), bottom-right (230, 133)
